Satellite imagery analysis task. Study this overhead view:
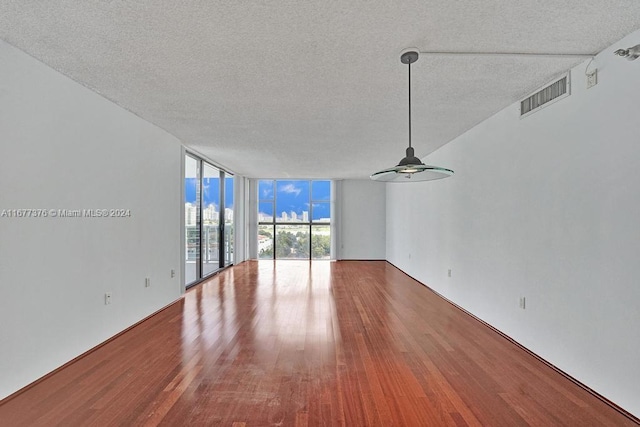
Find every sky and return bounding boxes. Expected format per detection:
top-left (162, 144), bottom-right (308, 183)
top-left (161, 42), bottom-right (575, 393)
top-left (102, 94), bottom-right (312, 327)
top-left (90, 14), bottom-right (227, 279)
top-left (185, 177), bottom-right (234, 209)
top-left (259, 180), bottom-right (330, 221)
top-left (185, 179), bottom-right (331, 220)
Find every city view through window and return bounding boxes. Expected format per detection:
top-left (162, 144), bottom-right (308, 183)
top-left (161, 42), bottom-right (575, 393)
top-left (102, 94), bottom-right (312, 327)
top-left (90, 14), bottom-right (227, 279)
top-left (184, 154), bottom-right (234, 285)
top-left (258, 180), bottom-right (331, 259)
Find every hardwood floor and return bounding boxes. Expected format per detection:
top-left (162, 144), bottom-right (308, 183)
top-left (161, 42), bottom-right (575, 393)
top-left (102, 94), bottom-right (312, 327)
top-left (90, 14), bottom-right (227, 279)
top-left (0, 260), bottom-right (636, 426)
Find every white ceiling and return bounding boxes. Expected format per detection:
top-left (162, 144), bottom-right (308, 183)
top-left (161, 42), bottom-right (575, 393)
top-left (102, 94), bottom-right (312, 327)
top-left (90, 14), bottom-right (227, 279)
top-left (1, 1), bottom-right (639, 179)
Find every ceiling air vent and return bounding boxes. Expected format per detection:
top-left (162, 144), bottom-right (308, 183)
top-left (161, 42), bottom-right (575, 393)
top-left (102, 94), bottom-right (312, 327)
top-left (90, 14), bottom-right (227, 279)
top-left (520, 73), bottom-right (570, 118)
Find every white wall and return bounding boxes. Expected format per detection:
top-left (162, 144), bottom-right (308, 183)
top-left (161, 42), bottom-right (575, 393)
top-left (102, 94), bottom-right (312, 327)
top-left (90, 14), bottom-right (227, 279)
top-left (339, 180), bottom-right (386, 260)
top-left (386, 30), bottom-right (640, 417)
top-left (0, 40), bottom-right (183, 399)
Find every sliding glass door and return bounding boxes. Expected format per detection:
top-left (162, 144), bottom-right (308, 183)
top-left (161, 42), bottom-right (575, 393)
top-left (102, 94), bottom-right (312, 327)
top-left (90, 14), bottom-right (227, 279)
top-left (202, 163), bottom-right (220, 276)
top-left (184, 153), bottom-right (234, 287)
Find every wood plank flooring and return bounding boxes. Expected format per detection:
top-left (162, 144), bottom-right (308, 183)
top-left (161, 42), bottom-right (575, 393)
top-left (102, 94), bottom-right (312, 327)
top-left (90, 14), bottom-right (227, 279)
top-left (0, 260), bottom-right (636, 426)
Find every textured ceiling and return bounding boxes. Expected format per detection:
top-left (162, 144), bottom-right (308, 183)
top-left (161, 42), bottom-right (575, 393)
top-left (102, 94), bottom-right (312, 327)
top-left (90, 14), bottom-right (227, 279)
top-left (1, 1), bottom-right (639, 179)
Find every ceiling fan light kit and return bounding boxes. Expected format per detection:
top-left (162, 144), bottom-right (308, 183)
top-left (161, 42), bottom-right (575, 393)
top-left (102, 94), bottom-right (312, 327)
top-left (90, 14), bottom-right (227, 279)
top-left (370, 49), bottom-right (454, 183)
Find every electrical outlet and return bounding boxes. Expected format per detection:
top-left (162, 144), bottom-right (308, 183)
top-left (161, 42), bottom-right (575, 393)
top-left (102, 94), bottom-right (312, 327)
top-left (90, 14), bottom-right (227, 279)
top-left (170, 269), bottom-right (175, 278)
top-left (448, 269), bottom-right (452, 278)
top-left (145, 278), bottom-right (151, 288)
top-left (105, 292), bottom-right (112, 305)
top-left (519, 297), bottom-right (526, 309)
top-left (586, 69), bottom-right (597, 88)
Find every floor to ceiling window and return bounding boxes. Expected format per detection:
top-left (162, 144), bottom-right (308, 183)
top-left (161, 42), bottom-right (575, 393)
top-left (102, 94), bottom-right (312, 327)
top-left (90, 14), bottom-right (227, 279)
top-left (185, 153), bottom-right (234, 286)
top-left (258, 180), bottom-right (331, 260)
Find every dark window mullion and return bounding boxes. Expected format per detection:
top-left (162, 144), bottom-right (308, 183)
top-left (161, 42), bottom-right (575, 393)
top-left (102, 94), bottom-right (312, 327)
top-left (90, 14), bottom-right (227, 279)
top-left (272, 180), bottom-right (276, 259)
top-left (197, 159), bottom-right (203, 280)
top-left (219, 170), bottom-right (225, 268)
top-left (308, 223), bottom-right (312, 260)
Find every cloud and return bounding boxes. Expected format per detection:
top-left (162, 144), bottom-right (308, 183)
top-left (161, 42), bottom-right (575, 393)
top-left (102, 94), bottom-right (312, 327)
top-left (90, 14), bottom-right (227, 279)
top-left (279, 183), bottom-right (302, 196)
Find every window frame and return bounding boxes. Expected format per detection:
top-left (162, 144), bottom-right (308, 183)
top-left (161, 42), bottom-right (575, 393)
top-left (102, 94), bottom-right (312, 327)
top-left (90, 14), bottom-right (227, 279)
top-left (258, 179), bottom-right (331, 260)
top-left (184, 152), bottom-right (234, 288)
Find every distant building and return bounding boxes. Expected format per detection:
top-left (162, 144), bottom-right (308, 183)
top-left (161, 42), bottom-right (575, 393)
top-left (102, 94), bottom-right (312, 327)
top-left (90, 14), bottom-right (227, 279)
top-left (258, 211), bottom-right (272, 222)
top-left (258, 235), bottom-right (272, 252)
top-left (185, 203), bottom-right (197, 226)
top-left (203, 204), bottom-right (218, 223)
top-left (302, 211), bottom-right (309, 222)
top-left (281, 212), bottom-right (288, 221)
